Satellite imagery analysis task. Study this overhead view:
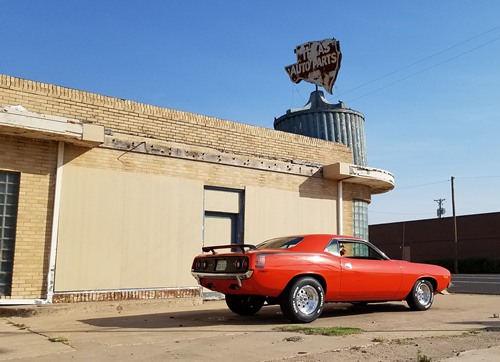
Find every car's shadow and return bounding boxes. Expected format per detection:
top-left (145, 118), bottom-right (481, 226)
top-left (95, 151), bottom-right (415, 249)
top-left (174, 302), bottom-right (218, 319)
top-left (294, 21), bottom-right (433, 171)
top-left (79, 302), bottom-right (410, 329)
top-left (448, 320), bottom-right (500, 328)
top-left (322, 301), bottom-right (409, 317)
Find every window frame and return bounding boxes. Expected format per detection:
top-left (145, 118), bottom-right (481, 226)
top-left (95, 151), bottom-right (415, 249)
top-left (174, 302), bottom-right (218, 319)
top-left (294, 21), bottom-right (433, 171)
top-left (325, 238), bottom-right (390, 261)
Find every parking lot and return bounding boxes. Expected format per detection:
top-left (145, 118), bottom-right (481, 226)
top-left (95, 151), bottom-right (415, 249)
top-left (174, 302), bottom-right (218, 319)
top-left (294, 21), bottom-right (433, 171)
top-left (1, 292), bottom-right (500, 361)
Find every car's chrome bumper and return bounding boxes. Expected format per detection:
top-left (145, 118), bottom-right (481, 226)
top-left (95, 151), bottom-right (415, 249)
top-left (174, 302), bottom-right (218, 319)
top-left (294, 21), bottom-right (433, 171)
top-left (191, 270), bottom-right (254, 288)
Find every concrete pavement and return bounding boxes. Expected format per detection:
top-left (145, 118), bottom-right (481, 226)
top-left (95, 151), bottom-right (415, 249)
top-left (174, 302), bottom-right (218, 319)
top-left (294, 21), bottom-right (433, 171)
top-left (1, 293), bottom-right (499, 361)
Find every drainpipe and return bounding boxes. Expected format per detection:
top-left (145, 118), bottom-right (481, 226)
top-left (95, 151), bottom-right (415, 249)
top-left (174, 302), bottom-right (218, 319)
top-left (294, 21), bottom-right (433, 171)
top-left (0, 142), bottom-right (64, 305)
top-left (337, 181), bottom-right (343, 235)
top-left (46, 141), bottom-right (65, 303)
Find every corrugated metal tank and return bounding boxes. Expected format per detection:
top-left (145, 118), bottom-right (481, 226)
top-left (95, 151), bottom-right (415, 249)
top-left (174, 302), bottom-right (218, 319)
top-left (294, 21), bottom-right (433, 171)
top-left (274, 90), bottom-right (367, 166)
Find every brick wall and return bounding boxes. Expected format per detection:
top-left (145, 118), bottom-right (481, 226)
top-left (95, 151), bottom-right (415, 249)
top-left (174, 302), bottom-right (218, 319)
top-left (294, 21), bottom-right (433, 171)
top-left (369, 213), bottom-right (500, 262)
top-left (0, 74), bottom-right (352, 166)
top-left (0, 135), bottom-right (57, 299)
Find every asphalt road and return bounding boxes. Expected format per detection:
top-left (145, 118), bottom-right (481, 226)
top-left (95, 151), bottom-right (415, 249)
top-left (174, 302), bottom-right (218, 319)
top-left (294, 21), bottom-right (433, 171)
top-left (449, 274), bottom-right (500, 294)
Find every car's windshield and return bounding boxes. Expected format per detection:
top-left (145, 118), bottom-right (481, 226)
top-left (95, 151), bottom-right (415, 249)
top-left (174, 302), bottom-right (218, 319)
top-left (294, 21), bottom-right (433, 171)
top-left (255, 236), bottom-right (303, 250)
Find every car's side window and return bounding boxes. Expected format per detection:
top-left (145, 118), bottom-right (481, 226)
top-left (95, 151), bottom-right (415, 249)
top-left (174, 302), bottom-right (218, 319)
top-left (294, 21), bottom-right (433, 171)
top-left (340, 241), bottom-right (385, 260)
top-left (324, 240), bottom-right (340, 255)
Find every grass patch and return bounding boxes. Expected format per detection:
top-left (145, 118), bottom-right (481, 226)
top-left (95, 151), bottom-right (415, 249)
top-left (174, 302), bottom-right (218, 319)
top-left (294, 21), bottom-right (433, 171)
top-left (274, 325), bottom-right (362, 336)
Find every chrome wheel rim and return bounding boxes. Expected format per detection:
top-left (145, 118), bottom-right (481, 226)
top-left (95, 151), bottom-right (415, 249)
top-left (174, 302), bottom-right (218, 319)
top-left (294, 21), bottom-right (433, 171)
top-left (416, 282), bottom-right (432, 306)
top-left (295, 285), bottom-right (319, 315)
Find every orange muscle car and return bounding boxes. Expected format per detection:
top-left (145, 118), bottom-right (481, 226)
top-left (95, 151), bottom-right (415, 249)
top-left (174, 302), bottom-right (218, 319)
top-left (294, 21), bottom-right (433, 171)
top-left (191, 234), bottom-right (451, 323)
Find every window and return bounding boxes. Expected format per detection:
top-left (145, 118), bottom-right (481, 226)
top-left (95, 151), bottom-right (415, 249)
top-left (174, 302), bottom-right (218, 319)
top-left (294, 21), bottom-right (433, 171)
top-left (353, 200), bottom-right (369, 240)
top-left (0, 172), bottom-right (20, 296)
top-left (336, 239), bottom-right (389, 260)
top-left (324, 239), bottom-right (340, 255)
top-left (256, 236), bottom-right (303, 250)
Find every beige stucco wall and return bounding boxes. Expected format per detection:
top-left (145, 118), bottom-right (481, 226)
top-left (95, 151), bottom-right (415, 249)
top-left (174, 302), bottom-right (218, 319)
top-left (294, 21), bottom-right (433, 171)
top-left (53, 140), bottom-right (346, 293)
top-left (244, 185), bottom-right (338, 244)
top-left (55, 163), bottom-right (203, 291)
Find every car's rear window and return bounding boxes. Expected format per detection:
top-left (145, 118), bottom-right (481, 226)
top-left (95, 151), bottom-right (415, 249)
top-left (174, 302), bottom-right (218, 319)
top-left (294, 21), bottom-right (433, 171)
top-left (255, 236), bottom-right (304, 250)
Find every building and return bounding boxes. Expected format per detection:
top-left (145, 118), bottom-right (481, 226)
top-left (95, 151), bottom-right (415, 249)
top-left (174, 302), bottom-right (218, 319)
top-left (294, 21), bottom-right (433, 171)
top-left (369, 212), bottom-right (500, 271)
top-left (0, 74), bottom-right (393, 304)
top-left (274, 90), bottom-right (373, 240)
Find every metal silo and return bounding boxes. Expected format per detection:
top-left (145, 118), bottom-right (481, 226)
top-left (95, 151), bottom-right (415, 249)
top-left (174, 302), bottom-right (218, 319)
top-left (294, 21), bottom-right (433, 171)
top-left (274, 90), bottom-right (367, 166)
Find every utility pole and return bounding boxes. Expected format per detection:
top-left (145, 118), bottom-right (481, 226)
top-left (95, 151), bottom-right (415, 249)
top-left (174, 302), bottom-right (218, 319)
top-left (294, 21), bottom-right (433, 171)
top-left (451, 176), bottom-right (458, 274)
top-left (434, 198), bottom-right (446, 218)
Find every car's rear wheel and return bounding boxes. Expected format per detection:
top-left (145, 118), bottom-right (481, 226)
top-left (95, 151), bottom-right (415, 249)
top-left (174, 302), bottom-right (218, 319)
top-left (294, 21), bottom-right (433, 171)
top-left (406, 279), bottom-right (434, 311)
top-left (225, 294), bottom-right (265, 316)
top-left (280, 277), bottom-right (324, 323)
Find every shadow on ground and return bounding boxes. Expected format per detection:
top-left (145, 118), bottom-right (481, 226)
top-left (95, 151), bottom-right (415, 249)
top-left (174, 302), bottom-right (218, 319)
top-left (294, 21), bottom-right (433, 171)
top-left (78, 302), bottom-right (410, 329)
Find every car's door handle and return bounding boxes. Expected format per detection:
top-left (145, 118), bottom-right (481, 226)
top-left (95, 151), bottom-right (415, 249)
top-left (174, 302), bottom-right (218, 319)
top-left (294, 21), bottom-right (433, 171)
top-left (344, 262), bottom-right (353, 270)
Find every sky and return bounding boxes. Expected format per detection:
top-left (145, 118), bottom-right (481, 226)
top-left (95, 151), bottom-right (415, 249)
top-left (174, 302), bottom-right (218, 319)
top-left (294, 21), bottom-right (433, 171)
top-left (2, 1), bottom-right (500, 225)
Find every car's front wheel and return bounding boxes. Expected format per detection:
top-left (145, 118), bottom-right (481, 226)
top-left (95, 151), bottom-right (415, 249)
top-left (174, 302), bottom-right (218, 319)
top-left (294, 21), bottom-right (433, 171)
top-left (280, 277), bottom-right (324, 323)
top-left (225, 294), bottom-right (265, 316)
top-left (406, 279), bottom-right (434, 311)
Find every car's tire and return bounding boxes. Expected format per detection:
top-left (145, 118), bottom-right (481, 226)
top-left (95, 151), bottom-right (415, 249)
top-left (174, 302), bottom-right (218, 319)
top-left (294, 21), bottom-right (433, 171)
top-left (225, 294), bottom-right (265, 316)
top-left (406, 279), bottom-right (434, 311)
top-left (280, 277), bottom-right (324, 323)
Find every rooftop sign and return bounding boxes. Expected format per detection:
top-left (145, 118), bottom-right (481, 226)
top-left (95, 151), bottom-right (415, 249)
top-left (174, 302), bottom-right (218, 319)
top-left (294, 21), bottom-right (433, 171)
top-left (285, 38), bottom-right (342, 94)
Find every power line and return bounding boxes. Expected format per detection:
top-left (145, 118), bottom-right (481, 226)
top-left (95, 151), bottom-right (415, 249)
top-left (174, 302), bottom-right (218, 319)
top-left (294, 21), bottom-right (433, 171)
top-left (395, 179), bottom-right (450, 190)
top-left (293, 26), bottom-right (500, 107)
top-left (370, 175), bottom-right (499, 221)
top-left (346, 35), bottom-right (500, 103)
top-left (368, 210), bottom-right (434, 216)
top-left (388, 175), bottom-right (500, 192)
top-left (453, 175), bottom-right (500, 180)
top-left (335, 25), bottom-right (500, 99)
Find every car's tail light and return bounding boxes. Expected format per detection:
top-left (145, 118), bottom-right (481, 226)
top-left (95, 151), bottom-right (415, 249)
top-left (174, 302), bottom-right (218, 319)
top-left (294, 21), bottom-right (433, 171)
top-left (195, 260), bottom-right (202, 270)
top-left (234, 259), bottom-right (242, 270)
top-left (202, 260), bottom-right (208, 270)
top-left (255, 254), bottom-right (266, 269)
top-left (233, 257), bottom-right (249, 270)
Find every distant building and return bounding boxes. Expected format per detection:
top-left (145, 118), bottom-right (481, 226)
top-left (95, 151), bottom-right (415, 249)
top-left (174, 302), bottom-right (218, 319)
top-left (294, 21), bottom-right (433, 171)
top-left (0, 74), bottom-right (393, 304)
top-left (369, 212), bottom-right (500, 264)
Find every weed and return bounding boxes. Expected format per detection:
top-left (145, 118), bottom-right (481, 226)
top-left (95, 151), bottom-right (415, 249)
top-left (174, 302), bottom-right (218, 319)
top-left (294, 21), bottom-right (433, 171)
top-left (483, 326), bottom-right (500, 332)
top-left (14, 323), bottom-right (28, 330)
top-left (273, 325), bottom-right (363, 337)
top-left (393, 338), bottom-right (414, 345)
top-left (462, 329), bottom-right (480, 336)
top-left (417, 349), bottom-right (432, 362)
top-left (48, 336), bottom-right (70, 345)
top-left (7, 321), bottom-right (29, 330)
